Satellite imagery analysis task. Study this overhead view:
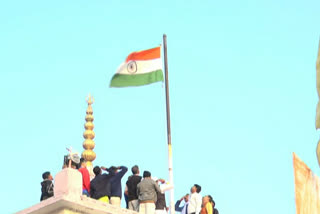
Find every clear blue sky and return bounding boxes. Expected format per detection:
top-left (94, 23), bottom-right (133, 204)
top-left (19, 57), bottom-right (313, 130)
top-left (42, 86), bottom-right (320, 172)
top-left (1, 0), bottom-right (319, 213)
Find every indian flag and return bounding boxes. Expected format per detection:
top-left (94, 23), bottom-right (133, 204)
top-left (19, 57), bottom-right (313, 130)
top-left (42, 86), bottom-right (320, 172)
top-left (110, 46), bottom-right (164, 87)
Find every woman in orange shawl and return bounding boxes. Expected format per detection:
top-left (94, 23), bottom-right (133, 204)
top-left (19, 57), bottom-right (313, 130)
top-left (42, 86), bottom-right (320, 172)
top-left (200, 195), bottom-right (213, 214)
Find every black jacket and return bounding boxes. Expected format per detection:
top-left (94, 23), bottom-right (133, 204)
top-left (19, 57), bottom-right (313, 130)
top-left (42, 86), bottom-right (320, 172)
top-left (90, 173), bottom-right (113, 199)
top-left (40, 179), bottom-right (54, 201)
top-left (126, 175), bottom-right (142, 201)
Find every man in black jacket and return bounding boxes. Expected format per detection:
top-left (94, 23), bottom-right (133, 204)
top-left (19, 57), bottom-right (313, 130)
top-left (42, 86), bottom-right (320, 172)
top-left (125, 165), bottom-right (142, 211)
top-left (90, 166), bottom-right (113, 203)
top-left (40, 171), bottom-right (54, 201)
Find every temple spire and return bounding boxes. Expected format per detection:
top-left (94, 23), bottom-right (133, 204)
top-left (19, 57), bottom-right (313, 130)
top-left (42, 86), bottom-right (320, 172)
top-left (82, 94), bottom-right (96, 176)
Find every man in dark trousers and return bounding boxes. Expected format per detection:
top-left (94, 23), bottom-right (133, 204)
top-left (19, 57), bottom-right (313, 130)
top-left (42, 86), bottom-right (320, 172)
top-left (125, 165), bottom-right (142, 211)
top-left (90, 166), bottom-right (113, 203)
top-left (40, 171), bottom-right (54, 201)
top-left (107, 165), bottom-right (128, 207)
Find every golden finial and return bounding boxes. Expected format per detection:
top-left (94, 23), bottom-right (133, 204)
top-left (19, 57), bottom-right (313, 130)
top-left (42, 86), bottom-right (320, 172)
top-left (86, 94), bottom-right (95, 105)
top-left (82, 94), bottom-right (96, 168)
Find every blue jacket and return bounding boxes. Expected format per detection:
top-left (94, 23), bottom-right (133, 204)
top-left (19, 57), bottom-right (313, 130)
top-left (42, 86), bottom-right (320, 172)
top-left (90, 173), bottom-right (112, 199)
top-left (109, 166), bottom-right (128, 198)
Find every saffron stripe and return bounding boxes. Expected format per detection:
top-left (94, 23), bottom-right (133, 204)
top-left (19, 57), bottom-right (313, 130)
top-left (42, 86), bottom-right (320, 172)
top-left (125, 47), bottom-right (161, 62)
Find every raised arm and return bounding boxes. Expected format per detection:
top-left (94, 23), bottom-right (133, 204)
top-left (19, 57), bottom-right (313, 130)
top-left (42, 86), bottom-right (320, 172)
top-left (175, 199), bottom-right (184, 212)
top-left (117, 166), bottom-right (128, 178)
top-left (153, 181), bottom-right (162, 193)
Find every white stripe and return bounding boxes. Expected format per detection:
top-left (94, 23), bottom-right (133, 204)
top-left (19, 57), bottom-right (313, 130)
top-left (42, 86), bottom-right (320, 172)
top-left (116, 58), bottom-right (162, 75)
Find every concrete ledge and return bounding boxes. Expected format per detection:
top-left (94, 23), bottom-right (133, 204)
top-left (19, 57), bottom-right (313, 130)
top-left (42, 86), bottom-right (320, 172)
top-left (16, 194), bottom-right (138, 214)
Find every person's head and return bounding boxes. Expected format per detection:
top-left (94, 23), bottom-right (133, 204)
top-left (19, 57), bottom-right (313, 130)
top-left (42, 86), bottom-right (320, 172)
top-left (80, 158), bottom-right (86, 168)
top-left (143, 170), bottom-right (151, 178)
top-left (131, 165), bottom-right (139, 175)
top-left (42, 171), bottom-right (53, 180)
top-left (93, 166), bottom-right (102, 176)
top-left (69, 153), bottom-right (81, 169)
top-left (191, 184), bottom-right (201, 193)
top-left (184, 194), bottom-right (190, 202)
top-left (109, 166), bottom-right (118, 174)
top-left (202, 195), bottom-right (210, 204)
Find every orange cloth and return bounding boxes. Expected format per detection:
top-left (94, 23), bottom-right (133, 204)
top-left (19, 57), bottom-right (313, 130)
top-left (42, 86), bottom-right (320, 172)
top-left (200, 202), bottom-right (212, 214)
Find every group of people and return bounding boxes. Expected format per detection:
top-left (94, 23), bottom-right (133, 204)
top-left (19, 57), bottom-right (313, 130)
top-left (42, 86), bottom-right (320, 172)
top-left (40, 158), bottom-right (219, 214)
top-left (175, 184), bottom-right (219, 214)
top-left (89, 162), bottom-right (172, 214)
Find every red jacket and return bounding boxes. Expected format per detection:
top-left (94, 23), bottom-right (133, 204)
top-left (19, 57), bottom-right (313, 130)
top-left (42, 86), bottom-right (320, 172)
top-left (79, 167), bottom-right (91, 192)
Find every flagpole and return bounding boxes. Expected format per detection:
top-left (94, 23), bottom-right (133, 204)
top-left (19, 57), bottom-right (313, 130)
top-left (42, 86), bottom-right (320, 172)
top-left (163, 34), bottom-right (175, 214)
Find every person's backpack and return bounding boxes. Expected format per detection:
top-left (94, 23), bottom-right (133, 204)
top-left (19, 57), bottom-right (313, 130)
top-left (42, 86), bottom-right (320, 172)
top-left (213, 208), bottom-right (219, 214)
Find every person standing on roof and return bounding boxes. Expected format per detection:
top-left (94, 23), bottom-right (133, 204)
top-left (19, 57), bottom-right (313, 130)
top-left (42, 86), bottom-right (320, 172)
top-left (200, 195), bottom-right (213, 214)
top-left (175, 194), bottom-right (189, 214)
top-left (40, 171), bottom-right (54, 201)
top-left (137, 171), bottom-right (162, 214)
top-left (155, 178), bottom-right (168, 214)
top-left (90, 166), bottom-right (113, 203)
top-left (78, 158), bottom-right (90, 196)
top-left (125, 165), bottom-right (142, 211)
top-left (188, 184), bottom-right (202, 214)
top-left (106, 165), bottom-right (128, 207)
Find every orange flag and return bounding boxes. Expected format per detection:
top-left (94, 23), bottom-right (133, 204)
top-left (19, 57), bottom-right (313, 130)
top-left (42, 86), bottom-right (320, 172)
top-left (293, 153), bottom-right (320, 214)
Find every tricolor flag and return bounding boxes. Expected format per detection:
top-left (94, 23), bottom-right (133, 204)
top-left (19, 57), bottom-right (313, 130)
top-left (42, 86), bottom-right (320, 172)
top-left (110, 46), bottom-right (164, 87)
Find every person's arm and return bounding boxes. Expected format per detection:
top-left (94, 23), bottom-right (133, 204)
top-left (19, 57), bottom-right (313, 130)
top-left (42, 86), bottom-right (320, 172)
top-left (47, 182), bottom-right (54, 197)
top-left (117, 166), bottom-right (128, 178)
top-left (124, 184), bottom-right (128, 196)
top-left (160, 181), bottom-right (174, 193)
top-left (175, 198), bottom-right (184, 212)
top-left (101, 166), bottom-right (108, 171)
top-left (90, 181), bottom-right (95, 198)
top-left (136, 183), bottom-right (140, 199)
top-left (153, 181), bottom-right (162, 193)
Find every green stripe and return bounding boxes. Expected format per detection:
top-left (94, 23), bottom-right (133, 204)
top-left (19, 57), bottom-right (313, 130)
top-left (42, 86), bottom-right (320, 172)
top-left (110, 69), bottom-right (164, 87)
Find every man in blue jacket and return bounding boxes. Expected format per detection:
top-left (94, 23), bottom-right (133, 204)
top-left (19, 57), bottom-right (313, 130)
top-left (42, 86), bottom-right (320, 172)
top-left (90, 166), bottom-right (113, 203)
top-left (175, 194), bottom-right (189, 214)
top-left (106, 166), bottom-right (128, 207)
